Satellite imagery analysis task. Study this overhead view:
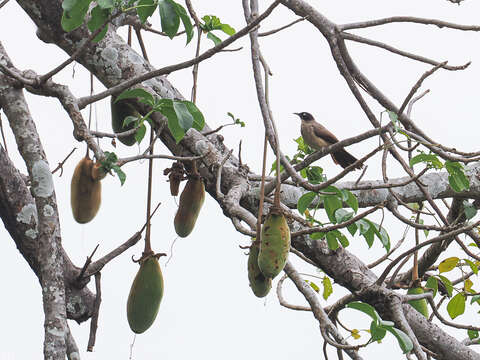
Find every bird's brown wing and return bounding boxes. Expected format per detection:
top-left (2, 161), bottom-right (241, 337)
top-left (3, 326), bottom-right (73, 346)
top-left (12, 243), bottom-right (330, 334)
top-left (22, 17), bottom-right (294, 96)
top-left (312, 122), bottom-right (339, 145)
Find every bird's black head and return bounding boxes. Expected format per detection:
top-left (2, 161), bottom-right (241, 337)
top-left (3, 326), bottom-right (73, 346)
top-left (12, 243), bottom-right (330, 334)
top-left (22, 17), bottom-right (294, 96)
top-left (294, 112), bottom-right (314, 121)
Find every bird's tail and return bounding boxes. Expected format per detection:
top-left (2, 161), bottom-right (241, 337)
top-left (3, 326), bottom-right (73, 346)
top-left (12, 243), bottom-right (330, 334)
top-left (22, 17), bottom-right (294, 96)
top-left (332, 149), bottom-right (363, 169)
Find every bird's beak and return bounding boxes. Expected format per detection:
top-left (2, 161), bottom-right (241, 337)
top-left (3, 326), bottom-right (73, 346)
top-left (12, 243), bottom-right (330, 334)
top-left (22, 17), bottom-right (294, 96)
top-left (293, 112), bottom-right (300, 117)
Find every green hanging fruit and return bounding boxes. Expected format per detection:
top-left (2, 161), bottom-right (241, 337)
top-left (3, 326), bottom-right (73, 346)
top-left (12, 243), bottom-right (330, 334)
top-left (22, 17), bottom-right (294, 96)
top-left (174, 175), bottom-right (205, 237)
top-left (248, 238), bottom-right (272, 298)
top-left (70, 156), bottom-right (102, 224)
top-left (127, 255), bottom-right (164, 334)
top-left (407, 287), bottom-right (429, 318)
top-left (111, 97), bottom-right (140, 146)
top-left (258, 208), bottom-right (291, 279)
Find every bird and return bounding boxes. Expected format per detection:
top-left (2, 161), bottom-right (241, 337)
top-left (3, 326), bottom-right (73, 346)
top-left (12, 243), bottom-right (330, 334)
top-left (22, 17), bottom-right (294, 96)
top-left (293, 112), bottom-right (363, 169)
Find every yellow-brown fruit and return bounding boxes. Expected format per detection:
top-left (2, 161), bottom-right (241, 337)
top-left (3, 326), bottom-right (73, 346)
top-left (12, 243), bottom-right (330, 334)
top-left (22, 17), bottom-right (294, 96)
top-left (111, 97), bottom-right (140, 146)
top-left (174, 176), bottom-right (205, 237)
top-left (407, 287), bottom-right (429, 318)
top-left (127, 256), bottom-right (164, 334)
top-left (248, 239), bottom-right (272, 297)
top-left (258, 209), bottom-right (291, 279)
top-left (71, 157), bottom-right (101, 224)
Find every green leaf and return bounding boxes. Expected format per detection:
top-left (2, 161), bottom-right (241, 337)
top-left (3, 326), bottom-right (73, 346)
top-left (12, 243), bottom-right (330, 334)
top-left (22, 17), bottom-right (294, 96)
top-left (344, 190), bottom-right (358, 213)
top-left (220, 23), bottom-right (235, 35)
top-left (111, 164), bottom-right (126, 185)
top-left (269, 158), bottom-right (286, 176)
top-left (97, 0), bottom-right (115, 9)
top-left (174, 2), bottom-right (194, 44)
top-left (298, 192), bottom-right (317, 215)
top-left (62, 0), bottom-right (79, 12)
top-left (447, 293), bottom-right (466, 319)
top-left (347, 223), bottom-right (358, 236)
top-left (87, 5), bottom-right (109, 42)
top-left (115, 88), bottom-right (154, 105)
top-left (160, 106), bottom-right (184, 143)
top-left (305, 280), bottom-right (320, 293)
top-left (346, 302), bottom-right (381, 323)
top-left (439, 257), bottom-right (459, 273)
top-left (100, 152), bottom-right (127, 185)
top-left (158, 0), bottom-right (180, 38)
top-left (335, 208), bottom-right (353, 224)
top-left (326, 231), bottom-right (339, 250)
top-left (61, 0), bottom-right (92, 32)
top-left (137, 0), bottom-right (157, 23)
top-left (465, 259), bottom-right (478, 275)
top-left (463, 200), bottom-right (477, 220)
top-left (305, 166), bottom-right (324, 184)
top-left (425, 276), bottom-right (438, 298)
top-left (445, 160), bottom-right (470, 192)
top-left (387, 110), bottom-right (398, 128)
top-left (437, 275), bottom-right (453, 298)
top-left (468, 329), bottom-right (479, 340)
top-left (173, 101), bottom-right (194, 131)
top-left (385, 327), bottom-right (413, 354)
top-left (409, 153), bottom-right (443, 169)
top-left (357, 219), bottom-right (374, 248)
top-left (370, 321), bottom-right (387, 342)
top-left (357, 219), bottom-right (371, 235)
top-left (310, 232), bottom-right (325, 240)
top-left (470, 294), bottom-right (480, 305)
top-left (322, 277), bottom-right (333, 300)
top-left (122, 115), bottom-right (138, 127)
top-left (207, 31), bottom-right (222, 45)
top-left (372, 223), bottom-right (391, 252)
top-left (135, 123), bottom-right (147, 144)
top-left (337, 232), bottom-right (349, 247)
top-left (324, 195), bottom-right (342, 224)
top-left (181, 101), bottom-right (205, 131)
top-left (465, 278), bottom-right (474, 293)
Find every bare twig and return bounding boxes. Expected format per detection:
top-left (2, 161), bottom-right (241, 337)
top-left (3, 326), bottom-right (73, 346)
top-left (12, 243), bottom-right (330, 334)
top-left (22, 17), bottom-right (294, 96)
top-left (117, 153), bottom-right (204, 166)
top-left (340, 16), bottom-right (480, 31)
top-left (398, 62), bottom-right (446, 116)
top-left (84, 202), bottom-right (162, 277)
top-left (87, 272), bottom-right (102, 352)
top-left (342, 33), bottom-right (469, 72)
top-left (51, 148), bottom-right (77, 176)
top-left (77, 244), bottom-right (100, 282)
top-left (259, 16), bottom-right (307, 36)
top-left (0, 0), bottom-right (10, 10)
top-left (276, 274), bottom-right (311, 311)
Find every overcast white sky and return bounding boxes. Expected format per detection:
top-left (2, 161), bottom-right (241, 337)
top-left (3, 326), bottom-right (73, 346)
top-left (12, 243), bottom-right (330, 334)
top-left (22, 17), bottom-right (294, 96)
top-left (1, 1), bottom-right (480, 359)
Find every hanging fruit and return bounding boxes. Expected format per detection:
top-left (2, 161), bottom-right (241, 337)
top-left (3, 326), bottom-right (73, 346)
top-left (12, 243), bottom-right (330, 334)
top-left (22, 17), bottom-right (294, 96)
top-left (258, 207), bottom-right (291, 279)
top-left (247, 238), bottom-right (272, 297)
top-left (174, 166), bottom-right (205, 238)
top-left (127, 254), bottom-right (164, 334)
top-left (70, 156), bottom-right (104, 224)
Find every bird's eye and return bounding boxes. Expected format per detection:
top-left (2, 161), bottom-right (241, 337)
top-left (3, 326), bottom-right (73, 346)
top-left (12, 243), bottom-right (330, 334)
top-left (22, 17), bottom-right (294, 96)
top-left (301, 113), bottom-right (307, 118)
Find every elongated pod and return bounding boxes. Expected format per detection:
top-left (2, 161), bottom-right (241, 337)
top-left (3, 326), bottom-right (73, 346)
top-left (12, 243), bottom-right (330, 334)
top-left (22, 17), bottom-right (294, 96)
top-left (70, 157), bottom-right (101, 224)
top-left (248, 238), bottom-right (272, 297)
top-left (111, 97), bottom-right (140, 146)
top-left (127, 256), bottom-right (164, 334)
top-left (174, 176), bottom-right (205, 237)
top-left (258, 208), bottom-right (291, 279)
